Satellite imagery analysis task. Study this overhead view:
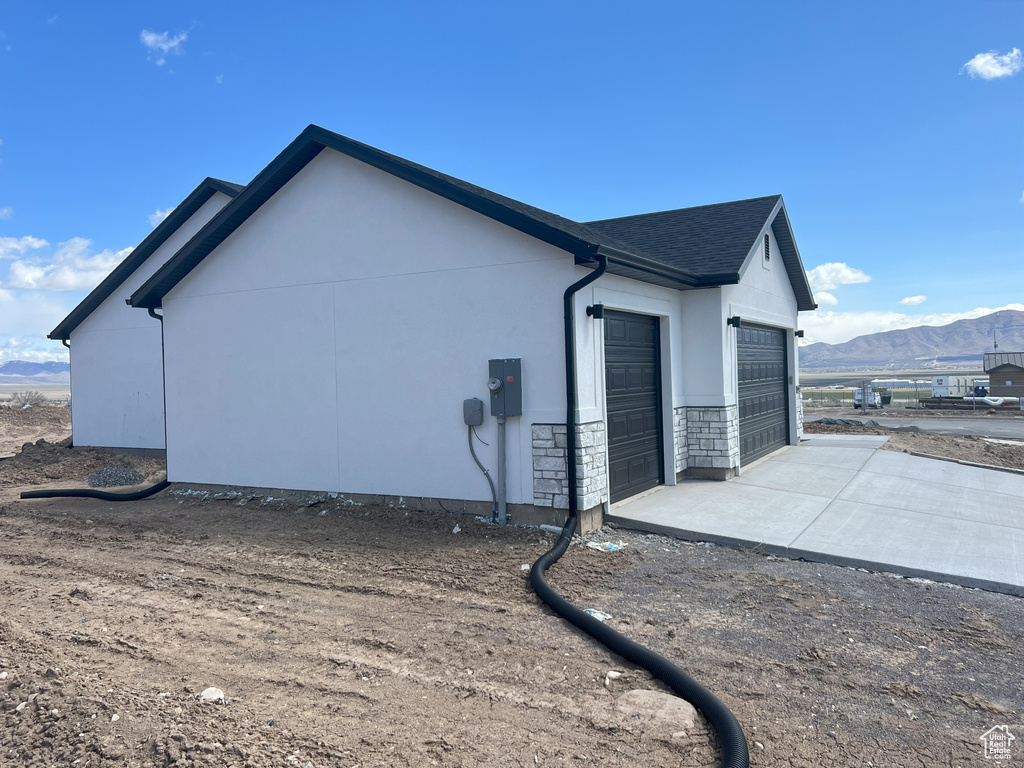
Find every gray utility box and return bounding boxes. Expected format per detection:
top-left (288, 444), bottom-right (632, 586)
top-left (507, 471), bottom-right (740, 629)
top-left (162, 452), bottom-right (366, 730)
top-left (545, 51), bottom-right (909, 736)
top-left (488, 358), bottom-right (522, 417)
top-left (463, 397), bottom-right (484, 426)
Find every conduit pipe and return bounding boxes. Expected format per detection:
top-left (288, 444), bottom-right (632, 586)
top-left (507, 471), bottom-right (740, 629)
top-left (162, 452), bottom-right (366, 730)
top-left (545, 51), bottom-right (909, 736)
top-left (530, 250), bottom-right (750, 768)
top-left (467, 426), bottom-right (498, 522)
top-left (21, 480), bottom-right (170, 502)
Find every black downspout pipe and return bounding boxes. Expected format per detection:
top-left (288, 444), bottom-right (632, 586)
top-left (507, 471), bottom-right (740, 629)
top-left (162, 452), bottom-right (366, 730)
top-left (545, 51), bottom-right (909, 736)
top-left (148, 307), bottom-right (170, 467)
top-left (531, 251), bottom-right (750, 768)
top-left (563, 253), bottom-right (608, 519)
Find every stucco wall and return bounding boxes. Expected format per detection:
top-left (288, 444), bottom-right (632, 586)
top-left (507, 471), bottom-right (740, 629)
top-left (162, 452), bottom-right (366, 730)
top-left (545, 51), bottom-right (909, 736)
top-left (162, 149), bottom-right (574, 503)
top-left (69, 192), bottom-right (233, 449)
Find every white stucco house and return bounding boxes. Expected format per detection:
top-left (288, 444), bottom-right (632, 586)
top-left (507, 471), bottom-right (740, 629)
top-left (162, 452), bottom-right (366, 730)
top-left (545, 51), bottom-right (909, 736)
top-left (50, 178), bottom-right (243, 451)
top-left (55, 125), bottom-right (816, 527)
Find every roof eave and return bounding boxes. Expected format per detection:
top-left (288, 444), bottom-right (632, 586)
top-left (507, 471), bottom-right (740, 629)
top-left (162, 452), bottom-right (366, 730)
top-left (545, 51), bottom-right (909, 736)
top-left (595, 244), bottom-right (702, 288)
top-left (48, 177), bottom-right (243, 339)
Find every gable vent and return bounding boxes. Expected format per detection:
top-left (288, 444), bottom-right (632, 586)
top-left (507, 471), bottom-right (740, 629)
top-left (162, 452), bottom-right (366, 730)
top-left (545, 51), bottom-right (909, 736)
top-left (764, 233), bottom-right (770, 261)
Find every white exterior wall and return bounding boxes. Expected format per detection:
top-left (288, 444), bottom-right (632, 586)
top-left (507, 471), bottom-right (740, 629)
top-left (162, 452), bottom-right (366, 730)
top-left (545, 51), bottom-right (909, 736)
top-left (161, 149), bottom-right (573, 502)
top-left (722, 225), bottom-right (801, 445)
top-left (69, 193), bottom-right (233, 449)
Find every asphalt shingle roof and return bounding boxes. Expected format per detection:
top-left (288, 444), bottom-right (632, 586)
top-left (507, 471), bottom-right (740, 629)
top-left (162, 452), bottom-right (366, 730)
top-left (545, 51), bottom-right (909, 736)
top-left (584, 195), bottom-right (782, 277)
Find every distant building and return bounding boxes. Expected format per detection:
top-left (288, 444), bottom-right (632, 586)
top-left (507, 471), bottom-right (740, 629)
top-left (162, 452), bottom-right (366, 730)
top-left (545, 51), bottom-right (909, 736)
top-left (984, 352), bottom-right (1024, 398)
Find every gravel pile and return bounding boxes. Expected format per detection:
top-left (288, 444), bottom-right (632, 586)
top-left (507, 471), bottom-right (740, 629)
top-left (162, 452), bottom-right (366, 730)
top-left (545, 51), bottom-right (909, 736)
top-left (87, 464), bottom-right (145, 488)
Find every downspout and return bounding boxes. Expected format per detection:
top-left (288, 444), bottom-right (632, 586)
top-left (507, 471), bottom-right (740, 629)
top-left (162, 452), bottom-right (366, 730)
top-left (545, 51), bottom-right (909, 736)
top-left (147, 308), bottom-right (169, 457)
top-left (563, 253), bottom-right (608, 518)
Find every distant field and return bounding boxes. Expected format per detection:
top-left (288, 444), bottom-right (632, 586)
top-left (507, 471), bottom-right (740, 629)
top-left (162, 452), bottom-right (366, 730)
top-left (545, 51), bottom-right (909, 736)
top-left (799, 369), bottom-right (985, 389)
top-left (0, 382), bottom-right (70, 400)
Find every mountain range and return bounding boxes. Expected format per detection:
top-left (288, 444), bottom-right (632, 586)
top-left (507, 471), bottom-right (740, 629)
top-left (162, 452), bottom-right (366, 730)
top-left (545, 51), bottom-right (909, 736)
top-left (0, 360), bottom-right (71, 385)
top-left (799, 310), bottom-right (1022, 370)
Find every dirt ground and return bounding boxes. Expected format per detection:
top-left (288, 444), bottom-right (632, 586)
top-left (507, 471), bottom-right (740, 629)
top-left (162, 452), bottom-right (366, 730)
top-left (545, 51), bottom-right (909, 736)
top-left (0, 406), bottom-right (74, 459)
top-left (802, 407), bottom-right (1024, 471)
top-left (1, 408), bottom-right (1021, 767)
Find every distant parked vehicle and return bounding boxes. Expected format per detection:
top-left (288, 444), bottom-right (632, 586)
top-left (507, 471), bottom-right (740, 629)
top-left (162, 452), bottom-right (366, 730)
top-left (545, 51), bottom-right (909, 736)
top-left (854, 387), bottom-right (881, 409)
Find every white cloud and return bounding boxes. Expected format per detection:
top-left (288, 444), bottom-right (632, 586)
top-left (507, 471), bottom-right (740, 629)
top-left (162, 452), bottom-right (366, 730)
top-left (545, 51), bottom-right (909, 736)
top-left (0, 235), bottom-right (48, 259)
top-left (815, 291), bottom-right (838, 306)
top-left (148, 208), bottom-right (172, 227)
top-left (1, 237), bottom-right (132, 291)
top-left (0, 290), bottom-right (75, 361)
top-left (140, 29), bottom-right (187, 66)
top-left (215, 74), bottom-right (224, 85)
top-left (806, 262), bottom-right (871, 292)
top-left (798, 303), bottom-right (1024, 345)
top-left (0, 207), bottom-right (12, 220)
top-left (0, 336), bottom-right (68, 363)
top-left (899, 295), bottom-right (927, 306)
top-left (962, 48), bottom-right (1023, 80)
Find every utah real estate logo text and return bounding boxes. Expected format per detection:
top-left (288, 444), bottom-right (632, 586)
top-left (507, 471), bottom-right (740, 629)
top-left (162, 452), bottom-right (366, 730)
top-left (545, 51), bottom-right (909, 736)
top-left (980, 725), bottom-right (1015, 761)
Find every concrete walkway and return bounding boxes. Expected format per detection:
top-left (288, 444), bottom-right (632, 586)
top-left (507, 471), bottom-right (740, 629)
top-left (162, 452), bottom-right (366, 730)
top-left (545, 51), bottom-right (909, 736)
top-left (607, 434), bottom-right (1024, 596)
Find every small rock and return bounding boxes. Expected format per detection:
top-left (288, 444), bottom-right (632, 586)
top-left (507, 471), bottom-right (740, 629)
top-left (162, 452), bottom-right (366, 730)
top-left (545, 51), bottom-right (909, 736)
top-left (15, 702), bottom-right (27, 712)
top-left (452, 524), bottom-right (462, 534)
top-left (197, 687), bottom-right (226, 703)
top-left (44, 667), bottom-right (59, 679)
top-left (604, 670), bottom-right (623, 687)
top-left (111, 713), bottom-right (120, 722)
top-left (613, 690), bottom-right (697, 732)
top-left (754, 741), bottom-right (765, 750)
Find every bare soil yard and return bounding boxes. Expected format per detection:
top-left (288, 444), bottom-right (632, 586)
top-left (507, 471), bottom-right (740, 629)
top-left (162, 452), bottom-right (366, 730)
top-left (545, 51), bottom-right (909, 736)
top-left (803, 409), bottom-right (1024, 471)
top-left (0, 408), bottom-right (1021, 767)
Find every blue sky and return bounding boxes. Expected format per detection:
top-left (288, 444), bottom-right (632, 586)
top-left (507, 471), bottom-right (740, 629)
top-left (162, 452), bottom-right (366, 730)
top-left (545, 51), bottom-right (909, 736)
top-left (1, 0), bottom-right (1021, 360)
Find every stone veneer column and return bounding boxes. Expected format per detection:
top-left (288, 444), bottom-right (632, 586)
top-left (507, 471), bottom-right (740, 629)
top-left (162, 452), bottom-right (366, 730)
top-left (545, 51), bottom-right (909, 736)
top-left (673, 406), bottom-right (687, 479)
top-left (684, 405), bottom-right (740, 480)
top-left (795, 387), bottom-right (804, 441)
top-left (531, 422), bottom-right (607, 511)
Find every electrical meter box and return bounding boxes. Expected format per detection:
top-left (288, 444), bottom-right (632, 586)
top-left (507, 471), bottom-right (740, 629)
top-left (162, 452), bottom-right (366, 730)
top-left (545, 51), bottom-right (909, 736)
top-left (488, 358), bottom-right (522, 417)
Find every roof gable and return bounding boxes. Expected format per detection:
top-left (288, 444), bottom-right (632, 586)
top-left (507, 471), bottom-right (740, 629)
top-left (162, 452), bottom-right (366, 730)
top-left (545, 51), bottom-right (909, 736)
top-left (129, 125), bottom-right (814, 311)
top-left (50, 178), bottom-right (243, 340)
top-left (585, 195), bottom-right (816, 311)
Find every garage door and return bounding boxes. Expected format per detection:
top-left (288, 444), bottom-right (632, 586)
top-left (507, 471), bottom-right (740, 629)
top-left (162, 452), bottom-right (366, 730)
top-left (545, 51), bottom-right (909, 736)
top-left (605, 310), bottom-right (663, 503)
top-left (737, 323), bottom-right (789, 464)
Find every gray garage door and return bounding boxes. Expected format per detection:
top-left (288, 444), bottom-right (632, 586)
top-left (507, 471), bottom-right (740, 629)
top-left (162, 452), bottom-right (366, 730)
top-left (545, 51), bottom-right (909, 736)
top-left (737, 323), bottom-right (789, 464)
top-left (605, 310), bottom-right (663, 503)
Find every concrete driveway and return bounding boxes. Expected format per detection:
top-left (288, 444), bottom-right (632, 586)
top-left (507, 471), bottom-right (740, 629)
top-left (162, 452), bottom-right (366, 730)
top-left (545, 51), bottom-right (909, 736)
top-left (607, 434), bottom-right (1023, 596)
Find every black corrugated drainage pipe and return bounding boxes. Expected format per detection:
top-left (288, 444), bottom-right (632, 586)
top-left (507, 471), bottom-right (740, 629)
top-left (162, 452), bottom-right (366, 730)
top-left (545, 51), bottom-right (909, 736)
top-left (530, 251), bottom-right (750, 768)
top-left (21, 480), bottom-right (170, 502)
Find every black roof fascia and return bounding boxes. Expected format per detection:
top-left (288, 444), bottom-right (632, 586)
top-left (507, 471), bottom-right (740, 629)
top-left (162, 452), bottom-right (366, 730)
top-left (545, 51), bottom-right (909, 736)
top-left (48, 177), bottom-right (244, 340)
top-left (131, 125), bottom-right (700, 308)
top-left (131, 134), bottom-right (327, 309)
top-left (768, 201), bottom-right (816, 311)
